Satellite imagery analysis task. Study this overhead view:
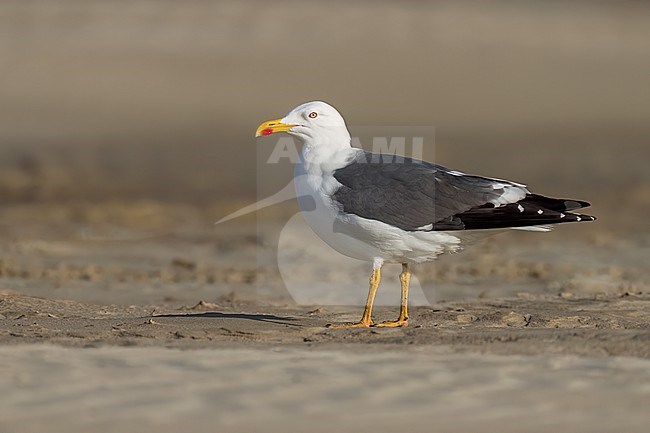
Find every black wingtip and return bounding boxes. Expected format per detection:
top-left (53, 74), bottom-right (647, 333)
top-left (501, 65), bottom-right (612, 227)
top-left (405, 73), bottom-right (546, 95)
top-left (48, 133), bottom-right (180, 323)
top-left (524, 194), bottom-right (592, 212)
top-left (563, 212), bottom-right (596, 222)
top-left (577, 213), bottom-right (596, 222)
top-left (563, 199), bottom-right (591, 210)
top-left (449, 204), bottom-right (596, 231)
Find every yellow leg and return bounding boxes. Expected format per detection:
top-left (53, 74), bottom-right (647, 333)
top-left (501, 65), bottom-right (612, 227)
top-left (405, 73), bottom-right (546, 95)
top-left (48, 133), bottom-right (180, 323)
top-left (327, 267), bottom-right (381, 328)
top-left (375, 263), bottom-right (410, 328)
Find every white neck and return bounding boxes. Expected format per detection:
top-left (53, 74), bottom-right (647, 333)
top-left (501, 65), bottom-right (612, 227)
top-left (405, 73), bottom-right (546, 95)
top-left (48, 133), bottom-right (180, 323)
top-left (296, 129), bottom-right (356, 177)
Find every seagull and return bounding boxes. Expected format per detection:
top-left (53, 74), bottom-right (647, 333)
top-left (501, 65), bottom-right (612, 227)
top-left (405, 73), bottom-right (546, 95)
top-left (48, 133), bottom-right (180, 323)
top-left (255, 101), bottom-right (595, 329)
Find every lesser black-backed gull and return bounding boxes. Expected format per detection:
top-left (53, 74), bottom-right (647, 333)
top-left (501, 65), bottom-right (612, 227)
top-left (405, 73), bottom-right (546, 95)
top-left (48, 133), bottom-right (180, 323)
top-left (256, 101), bottom-right (595, 328)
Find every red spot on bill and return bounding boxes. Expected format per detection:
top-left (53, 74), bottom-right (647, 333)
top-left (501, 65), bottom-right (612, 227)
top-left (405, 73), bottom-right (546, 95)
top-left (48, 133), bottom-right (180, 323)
top-left (261, 128), bottom-right (274, 136)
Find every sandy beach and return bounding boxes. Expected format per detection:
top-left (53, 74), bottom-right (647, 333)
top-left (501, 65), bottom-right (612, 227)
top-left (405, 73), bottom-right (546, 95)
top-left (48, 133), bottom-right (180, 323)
top-left (1, 204), bottom-right (649, 432)
top-left (2, 345), bottom-right (649, 433)
top-left (1, 283), bottom-right (649, 433)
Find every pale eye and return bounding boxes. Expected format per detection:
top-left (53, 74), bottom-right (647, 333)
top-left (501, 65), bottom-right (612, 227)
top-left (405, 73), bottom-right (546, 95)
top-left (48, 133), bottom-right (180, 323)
top-left (308, 112), bottom-right (318, 119)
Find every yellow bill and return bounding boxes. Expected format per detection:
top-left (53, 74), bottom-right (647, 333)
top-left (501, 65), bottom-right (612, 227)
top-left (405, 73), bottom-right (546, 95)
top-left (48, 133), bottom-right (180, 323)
top-left (255, 118), bottom-right (297, 137)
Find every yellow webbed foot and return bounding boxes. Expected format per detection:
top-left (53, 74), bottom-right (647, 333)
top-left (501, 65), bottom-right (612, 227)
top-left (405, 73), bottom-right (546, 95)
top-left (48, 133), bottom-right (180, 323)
top-left (373, 319), bottom-right (408, 328)
top-left (326, 321), bottom-right (372, 329)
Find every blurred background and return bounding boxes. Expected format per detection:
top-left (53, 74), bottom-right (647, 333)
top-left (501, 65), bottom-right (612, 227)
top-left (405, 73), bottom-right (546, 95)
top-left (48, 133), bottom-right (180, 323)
top-left (0, 0), bottom-right (648, 305)
top-left (2, 0), bottom-right (649, 203)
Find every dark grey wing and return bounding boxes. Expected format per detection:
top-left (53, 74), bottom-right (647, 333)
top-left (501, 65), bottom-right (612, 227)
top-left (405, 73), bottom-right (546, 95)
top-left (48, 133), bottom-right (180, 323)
top-left (332, 151), bottom-right (595, 231)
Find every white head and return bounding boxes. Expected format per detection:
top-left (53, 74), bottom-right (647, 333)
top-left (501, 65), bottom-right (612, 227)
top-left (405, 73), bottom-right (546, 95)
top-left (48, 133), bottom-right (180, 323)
top-left (256, 101), bottom-right (351, 149)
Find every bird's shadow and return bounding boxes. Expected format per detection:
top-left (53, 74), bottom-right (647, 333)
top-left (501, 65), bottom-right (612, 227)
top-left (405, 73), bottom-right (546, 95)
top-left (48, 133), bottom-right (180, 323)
top-left (153, 311), bottom-right (302, 327)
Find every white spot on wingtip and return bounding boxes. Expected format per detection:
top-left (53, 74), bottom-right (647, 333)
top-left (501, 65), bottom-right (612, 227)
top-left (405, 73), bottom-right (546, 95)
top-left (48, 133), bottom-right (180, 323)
top-left (537, 209), bottom-right (543, 214)
top-left (517, 204), bottom-right (524, 212)
top-left (416, 223), bottom-right (433, 231)
top-left (576, 216), bottom-right (582, 221)
top-left (560, 213), bottom-right (565, 218)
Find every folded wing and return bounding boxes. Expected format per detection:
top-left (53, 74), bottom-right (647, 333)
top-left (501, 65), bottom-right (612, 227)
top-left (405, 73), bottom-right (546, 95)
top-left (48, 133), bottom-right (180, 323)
top-left (332, 152), bottom-right (595, 231)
